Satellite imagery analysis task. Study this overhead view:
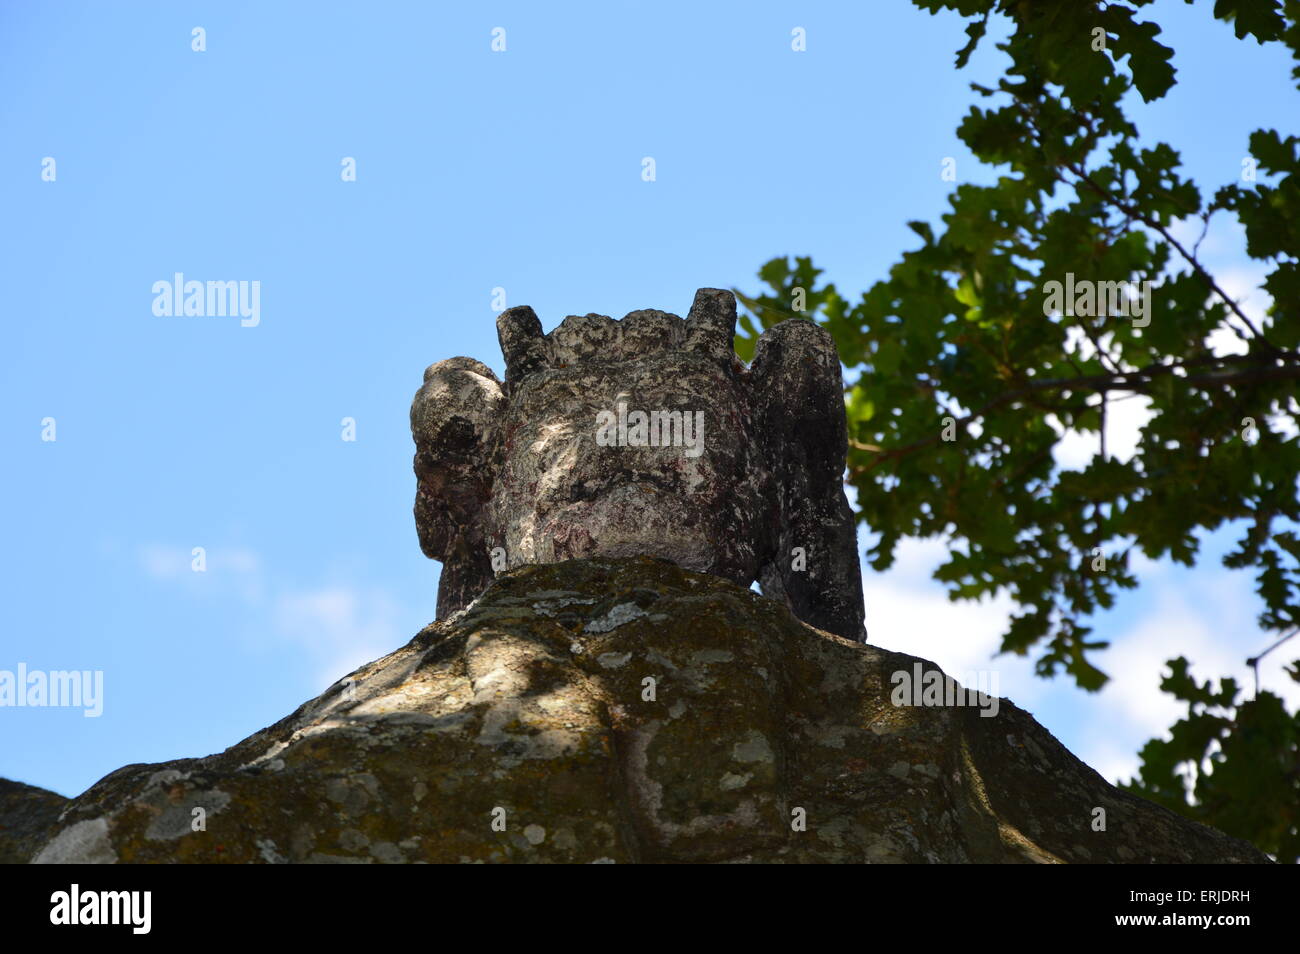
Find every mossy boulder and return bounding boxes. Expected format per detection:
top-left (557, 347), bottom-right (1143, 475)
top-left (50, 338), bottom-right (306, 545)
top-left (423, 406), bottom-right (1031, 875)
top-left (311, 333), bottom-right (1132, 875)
top-left (0, 780), bottom-right (67, 864)
top-left (13, 557), bottom-right (1267, 863)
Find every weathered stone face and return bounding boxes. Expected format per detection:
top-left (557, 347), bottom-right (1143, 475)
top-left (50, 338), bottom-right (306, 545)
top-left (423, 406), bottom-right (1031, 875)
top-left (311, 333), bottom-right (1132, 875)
top-left (412, 288), bottom-right (868, 643)
top-left (488, 350), bottom-right (769, 583)
top-left (10, 559), bottom-right (1267, 864)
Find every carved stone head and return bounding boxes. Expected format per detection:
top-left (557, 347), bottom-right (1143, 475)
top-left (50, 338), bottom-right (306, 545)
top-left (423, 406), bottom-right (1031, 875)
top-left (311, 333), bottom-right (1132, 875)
top-left (411, 288), bottom-right (866, 642)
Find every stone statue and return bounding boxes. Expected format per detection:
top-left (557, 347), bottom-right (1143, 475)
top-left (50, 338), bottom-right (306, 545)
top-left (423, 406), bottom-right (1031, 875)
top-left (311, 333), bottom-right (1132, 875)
top-left (410, 288), bottom-right (867, 642)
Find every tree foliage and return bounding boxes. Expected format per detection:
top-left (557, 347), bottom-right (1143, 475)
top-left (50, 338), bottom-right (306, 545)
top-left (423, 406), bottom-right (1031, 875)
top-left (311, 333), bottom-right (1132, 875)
top-left (1121, 655), bottom-right (1300, 862)
top-left (737, 0), bottom-right (1300, 857)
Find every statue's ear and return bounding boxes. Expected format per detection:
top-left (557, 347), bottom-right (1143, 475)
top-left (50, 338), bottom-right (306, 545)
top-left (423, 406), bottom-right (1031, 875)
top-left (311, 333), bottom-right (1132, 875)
top-left (411, 357), bottom-right (505, 618)
top-left (750, 320), bottom-right (867, 642)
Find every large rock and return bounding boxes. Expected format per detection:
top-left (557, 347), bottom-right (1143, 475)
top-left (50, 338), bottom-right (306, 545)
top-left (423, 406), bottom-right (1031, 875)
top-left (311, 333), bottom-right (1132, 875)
top-left (13, 557), bottom-right (1266, 863)
top-left (0, 780), bottom-right (67, 864)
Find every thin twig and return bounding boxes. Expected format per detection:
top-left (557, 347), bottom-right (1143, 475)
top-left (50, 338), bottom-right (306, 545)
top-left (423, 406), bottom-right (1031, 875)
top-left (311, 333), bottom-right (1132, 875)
top-left (1247, 626), bottom-right (1300, 698)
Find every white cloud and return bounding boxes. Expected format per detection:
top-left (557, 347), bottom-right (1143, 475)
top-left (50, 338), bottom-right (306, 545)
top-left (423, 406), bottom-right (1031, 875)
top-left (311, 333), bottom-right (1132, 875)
top-left (1208, 264), bottom-right (1272, 358)
top-left (1081, 569), bottom-right (1300, 784)
top-left (139, 543), bottom-right (189, 579)
top-left (1106, 394), bottom-right (1154, 461)
top-left (861, 536), bottom-right (1300, 789)
top-left (1049, 420), bottom-right (1094, 470)
top-left (863, 538), bottom-right (1045, 707)
top-left (1085, 600), bottom-right (1229, 782)
top-left (1047, 393), bottom-right (1154, 470)
top-left (136, 541), bottom-right (402, 689)
top-left (273, 585), bottom-right (404, 689)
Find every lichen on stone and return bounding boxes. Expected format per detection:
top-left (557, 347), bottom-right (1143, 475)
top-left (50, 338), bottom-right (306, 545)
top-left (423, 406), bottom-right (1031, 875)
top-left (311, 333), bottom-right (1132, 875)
top-left (5, 558), bottom-right (1269, 864)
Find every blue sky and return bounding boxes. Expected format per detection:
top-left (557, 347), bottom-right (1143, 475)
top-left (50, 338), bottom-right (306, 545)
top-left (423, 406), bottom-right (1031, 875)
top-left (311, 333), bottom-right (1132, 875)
top-left (2, 0), bottom-right (1298, 798)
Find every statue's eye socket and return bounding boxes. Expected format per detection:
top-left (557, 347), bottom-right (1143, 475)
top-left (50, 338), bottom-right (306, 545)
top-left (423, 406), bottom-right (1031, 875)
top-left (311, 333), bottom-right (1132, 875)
top-left (435, 417), bottom-right (479, 453)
